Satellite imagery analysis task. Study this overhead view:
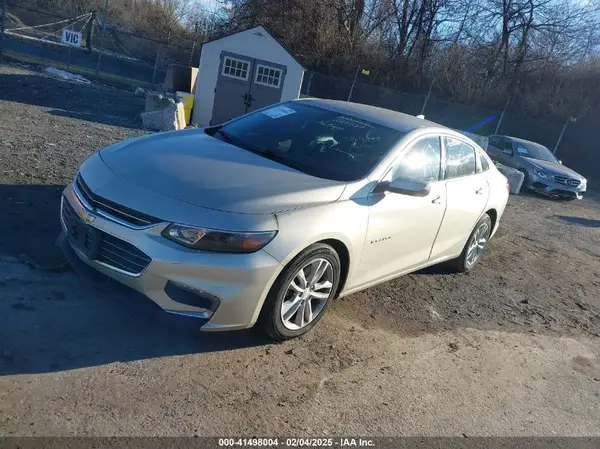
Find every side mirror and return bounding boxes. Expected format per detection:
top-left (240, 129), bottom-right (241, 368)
top-left (375, 178), bottom-right (431, 197)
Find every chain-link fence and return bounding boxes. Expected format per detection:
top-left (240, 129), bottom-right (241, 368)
top-left (0, 2), bottom-right (201, 87)
top-left (302, 71), bottom-right (571, 152)
top-left (300, 70), bottom-right (600, 181)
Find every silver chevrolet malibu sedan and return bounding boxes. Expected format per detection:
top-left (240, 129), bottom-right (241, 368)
top-left (59, 99), bottom-right (509, 340)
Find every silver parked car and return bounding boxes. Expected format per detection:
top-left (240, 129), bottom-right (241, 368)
top-left (59, 99), bottom-right (509, 340)
top-left (487, 135), bottom-right (587, 200)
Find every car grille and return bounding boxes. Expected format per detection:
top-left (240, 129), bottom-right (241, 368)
top-left (96, 233), bottom-right (152, 275)
top-left (553, 175), bottom-right (580, 187)
top-left (62, 198), bottom-right (152, 275)
top-left (75, 174), bottom-right (161, 227)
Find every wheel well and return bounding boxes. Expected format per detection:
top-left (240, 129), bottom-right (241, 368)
top-left (486, 208), bottom-right (498, 231)
top-left (319, 239), bottom-right (350, 297)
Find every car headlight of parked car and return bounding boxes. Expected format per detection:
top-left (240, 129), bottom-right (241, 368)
top-left (162, 224), bottom-right (277, 253)
top-left (533, 168), bottom-right (549, 179)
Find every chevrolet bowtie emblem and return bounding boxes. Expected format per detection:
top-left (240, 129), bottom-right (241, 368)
top-left (78, 207), bottom-right (95, 224)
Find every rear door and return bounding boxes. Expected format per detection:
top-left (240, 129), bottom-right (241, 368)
top-left (430, 136), bottom-right (490, 259)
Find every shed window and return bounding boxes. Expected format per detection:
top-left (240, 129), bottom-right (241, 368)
top-left (222, 57), bottom-right (249, 80)
top-left (255, 65), bottom-right (282, 88)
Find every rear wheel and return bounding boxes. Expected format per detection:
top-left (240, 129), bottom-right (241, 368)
top-left (258, 243), bottom-right (341, 341)
top-left (450, 214), bottom-right (492, 273)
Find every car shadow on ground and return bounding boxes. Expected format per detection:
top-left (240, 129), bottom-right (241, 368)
top-left (0, 184), bottom-right (66, 267)
top-left (555, 215), bottom-right (600, 228)
top-left (0, 73), bottom-right (143, 129)
top-left (0, 184), bottom-right (270, 375)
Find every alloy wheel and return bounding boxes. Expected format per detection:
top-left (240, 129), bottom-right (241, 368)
top-left (466, 221), bottom-right (490, 267)
top-left (280, 258), bottom-right (334, 330)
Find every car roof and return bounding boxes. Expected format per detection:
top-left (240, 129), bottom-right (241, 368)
top-left (295, 98), bottom-right (447, 133)
top-left (493, 135), bottom-right (546, 147)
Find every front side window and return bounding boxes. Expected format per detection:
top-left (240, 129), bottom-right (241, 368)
top-left (392, 136), bottom-right (441, 183)
top-left (444, 137), bottom-right (476, 179)
top-left (213, 103), bottom-right (405, 182)
top-left (500, 140), bottom-right (514, 155)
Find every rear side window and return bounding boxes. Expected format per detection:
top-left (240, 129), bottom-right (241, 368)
top-left (478, 150), bottom-right (490, 172)
top-left (444, 137), bottom-right (476, 179)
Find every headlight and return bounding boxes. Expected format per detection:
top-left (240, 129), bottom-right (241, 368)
top-left (533, 168), bottom-right (549, 179)
top-left (162, 224), bottom-right (277, 253)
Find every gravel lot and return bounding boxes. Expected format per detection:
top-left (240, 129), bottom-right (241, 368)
top-left (1, 62), bottom-right (600, 437)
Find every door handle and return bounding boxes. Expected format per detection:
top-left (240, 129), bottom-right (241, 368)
top-left (475, 188), bottom-right (484, 195)
top-left (432, 195), bottom-right (442, 204)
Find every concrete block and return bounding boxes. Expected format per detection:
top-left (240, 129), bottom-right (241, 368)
top-left (496, 163), bottom-right (525, 194)
top-left (176, 101), bottom-right (186, 130)
top-left (144, 91), bottom-right (175, 112)
top-left (141, 104), bottom-right (181, 132)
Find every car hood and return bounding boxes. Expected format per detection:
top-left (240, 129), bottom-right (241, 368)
top-left (99, 129), bottom-right (346, 214)
top-left (524, 158), bottom-right (584, 179)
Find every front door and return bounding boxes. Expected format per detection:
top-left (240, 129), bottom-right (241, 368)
top-left (354, 135), bottom-right (447, 288)
top-left (430, 136), bottom-right (490, 259)
top-left (211, 52), bottom-right (286, 125)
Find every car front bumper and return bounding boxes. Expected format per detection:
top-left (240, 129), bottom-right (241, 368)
top-left (526, 174), bottom-right (586, 199)
top-left (59, 183), bottom-right (283, 331)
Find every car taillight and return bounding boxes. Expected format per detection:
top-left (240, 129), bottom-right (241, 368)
top-left (506, 182), bottom-right (511, 193)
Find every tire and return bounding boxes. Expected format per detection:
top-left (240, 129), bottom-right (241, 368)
top-left (257, 243), bottom-right (341, 341)
top-left (450, 214), bottom-right (492, 273)
top-left (518, 169), bottom-right (530, 189)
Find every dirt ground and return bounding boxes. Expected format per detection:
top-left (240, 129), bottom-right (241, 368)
top-left (1, 62), bottom-right (600, 437)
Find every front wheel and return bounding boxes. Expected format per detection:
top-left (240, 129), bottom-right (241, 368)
top-left (450, 214), bottom-right (492, 273)
top-left (257, 243), bottom-right (341, 341)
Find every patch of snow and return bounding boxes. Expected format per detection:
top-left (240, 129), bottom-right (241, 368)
top-left (44, 67), bottom-right (92, 84)
top-left (91, 47), bottom-right (141, 62)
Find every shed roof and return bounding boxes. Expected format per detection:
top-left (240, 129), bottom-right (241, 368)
top-left (202, 26), bottom-right (304, 70)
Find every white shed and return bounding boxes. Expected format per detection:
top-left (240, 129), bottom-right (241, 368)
top-left (191, 26), bottom-right (305, 126)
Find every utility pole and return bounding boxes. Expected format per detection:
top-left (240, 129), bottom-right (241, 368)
top-left (0, 0), bottom-right (7, 62)
top-left (86, 10), bottom-right (96, 53)
top-left (188, 21), bottom-right (199, 67)
top-left (95, 0), bottom-right (108, 75)
top-left (554, 117), bottom-right (575, 154)
top-left (494, 95), bottom-right (511, 135)
top-left (347, 65), bottom-right (360, 102)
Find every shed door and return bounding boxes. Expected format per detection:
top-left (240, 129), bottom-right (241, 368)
top-left (246, 60), bottom-right (286, 113)
top-left (211, 53), bottom-right (253, 125)
top-left (211, 52), bottom-right (287, 125)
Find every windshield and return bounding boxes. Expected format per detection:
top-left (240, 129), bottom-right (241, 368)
top-left (515, 141), bottom-right (558, 163)
top-left (213, 102), bottom-right (405, 182)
